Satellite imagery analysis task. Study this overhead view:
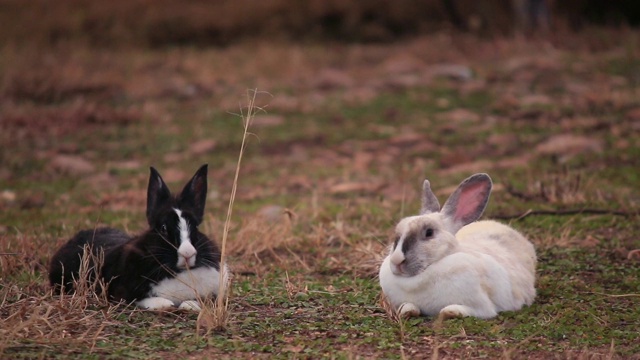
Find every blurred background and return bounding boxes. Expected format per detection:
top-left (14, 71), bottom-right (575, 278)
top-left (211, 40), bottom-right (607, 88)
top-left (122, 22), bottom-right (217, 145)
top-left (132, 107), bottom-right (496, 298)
top-left (1, 0), bottom-right (639, 47)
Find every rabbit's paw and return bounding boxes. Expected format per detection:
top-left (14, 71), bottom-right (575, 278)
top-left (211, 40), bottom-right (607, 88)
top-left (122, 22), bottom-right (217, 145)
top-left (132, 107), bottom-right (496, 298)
top-left (178, 300), bottom-right (202, 312)
top-left (439, 304), bottom-right (472, 319)
top-left (137, 297), bottom-right (175, 310)
top-left (398, 302), bottom-right (421, 318)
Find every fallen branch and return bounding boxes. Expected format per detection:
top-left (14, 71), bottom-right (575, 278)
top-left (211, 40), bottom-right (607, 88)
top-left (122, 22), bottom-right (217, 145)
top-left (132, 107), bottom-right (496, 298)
top-left (493, 208), bottom-right (636, 221)
top-left (584, 291), bottom-right (640, 298)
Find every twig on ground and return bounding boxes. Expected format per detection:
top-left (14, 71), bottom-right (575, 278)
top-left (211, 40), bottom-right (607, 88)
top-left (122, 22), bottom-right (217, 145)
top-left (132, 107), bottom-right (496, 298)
top-left (493, 209), bottom-right (636, 221)
top-left (584, 292), bottom-right (640, 298)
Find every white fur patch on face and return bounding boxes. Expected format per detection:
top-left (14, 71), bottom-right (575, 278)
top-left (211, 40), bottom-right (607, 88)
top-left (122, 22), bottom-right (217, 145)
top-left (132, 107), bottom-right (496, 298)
top-left (389, 238), bottom-right (406, 278)
top-left (174, 208), bottom-right (197, 268)
top-left (390, 239), bottom-right (406, 265)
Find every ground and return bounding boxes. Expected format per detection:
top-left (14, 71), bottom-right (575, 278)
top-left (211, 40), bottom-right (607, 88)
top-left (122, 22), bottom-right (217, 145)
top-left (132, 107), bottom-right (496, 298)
top-left (1, 29), bottom-right (640, 359)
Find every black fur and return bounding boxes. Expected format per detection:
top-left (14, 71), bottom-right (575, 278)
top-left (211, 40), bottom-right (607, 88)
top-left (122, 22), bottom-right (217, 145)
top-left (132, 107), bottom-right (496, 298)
top-left (48, 227), bottom-right (130, 292)
top-left (48, 164), bottom-right (221, 304)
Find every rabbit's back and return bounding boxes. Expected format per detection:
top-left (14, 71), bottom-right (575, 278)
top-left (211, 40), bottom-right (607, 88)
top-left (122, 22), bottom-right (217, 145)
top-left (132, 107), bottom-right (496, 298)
top-left (49, 228), bottom-right (130, 291)
top-left (456, 220), bottom-right (536, 307)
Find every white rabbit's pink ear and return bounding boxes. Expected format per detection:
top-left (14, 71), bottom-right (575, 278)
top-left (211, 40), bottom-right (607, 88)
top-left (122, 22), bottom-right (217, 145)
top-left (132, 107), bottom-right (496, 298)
top-left (441, 173), bottom-right (492, 233)
top-left (420, 179), bottom-right (441, 214)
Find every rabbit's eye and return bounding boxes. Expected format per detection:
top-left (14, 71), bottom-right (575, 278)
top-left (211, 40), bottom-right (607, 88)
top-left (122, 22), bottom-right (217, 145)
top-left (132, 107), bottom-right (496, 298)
top-left (160, 224), bottom-right (168, 235)
top-left (424, 228), bottom-right (434, 238)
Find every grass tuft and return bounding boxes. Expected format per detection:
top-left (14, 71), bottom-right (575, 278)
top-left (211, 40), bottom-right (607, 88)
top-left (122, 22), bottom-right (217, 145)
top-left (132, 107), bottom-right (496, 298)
top-left (229, 208), bottom-right (295, 261)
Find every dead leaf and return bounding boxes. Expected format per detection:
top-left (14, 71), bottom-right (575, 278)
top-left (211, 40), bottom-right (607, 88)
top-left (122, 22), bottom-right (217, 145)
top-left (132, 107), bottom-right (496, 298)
top-left (579, 235), bottom-right (600, 248)
top-left (252, 115), bottom-right (285, 128)
top-left (189, 139), bottom-right (217, 155)
top-left (50, 155), bottom-right (95, 175)
top-left (283, 345), bottom-right (304, 353)
top-left (80, 172), bottom-right (120, 190)
top-left (624, 107), bottom-right (640, 121)
top-left (269, 95), bottom-right (299, 112)
top-left (438, 160), bottom-right (492, 176)
top-left (383, 74), bottom-right (420, 90)
top-left (328, 181), bottom-right (386, 195)
top-left (535, 134), bottom-right (603, 159)
top-left (163, 153), bottom-right (184, 163)
top-left (381, 54), bottom-right (425, 75)
top-left (519, 94), bottom-right (552, 107)
top-left (111, 160), bottom-right (141, 170)
top-left (388, 133), bottom-right (428, 147)
top-left (425, 64), bottom-right (473, 81)
top-left (342, 86), bottom-right (379, 105)
top-left (438, 108), bottom-right (481, 123)
top-left (313, 69), bottom-right (354, 90)
top-left (1, 190), bottom-right (17, 203)
top-left (161, 168), bottom-right (186, 183)
top-left (20, 193), bottom-right (45, 209)
top-left (257, 205), bottom-right (286, 223)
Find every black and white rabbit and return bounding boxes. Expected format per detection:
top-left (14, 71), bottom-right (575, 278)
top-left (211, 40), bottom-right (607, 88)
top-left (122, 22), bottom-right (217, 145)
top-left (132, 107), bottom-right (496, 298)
top-left (49, 164), bottom-right (228, 311)
top-left (379, 173), bottom-right (536, 319)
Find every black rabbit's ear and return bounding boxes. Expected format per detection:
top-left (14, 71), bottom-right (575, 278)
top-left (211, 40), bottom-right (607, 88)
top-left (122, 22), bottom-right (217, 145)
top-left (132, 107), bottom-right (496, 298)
top-left (177, 164), bottom-right (208, 224)
top-left (147, 167), bottom-right (172, 225)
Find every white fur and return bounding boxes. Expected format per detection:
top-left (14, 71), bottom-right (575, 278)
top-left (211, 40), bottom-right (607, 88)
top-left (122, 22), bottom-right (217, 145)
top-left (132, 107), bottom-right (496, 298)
top-left (178, 300), bottom-right (202, 311)
top-left (379, 174), bottom-right (536, 319)
top-left (139, 264), bottom-right (230, 312)
top-left (136, 297), bottom-right (175, 310)
top-left (174, 209), bottom-right (197, 268)
top-left (380, 220), bottom-right (536, 319)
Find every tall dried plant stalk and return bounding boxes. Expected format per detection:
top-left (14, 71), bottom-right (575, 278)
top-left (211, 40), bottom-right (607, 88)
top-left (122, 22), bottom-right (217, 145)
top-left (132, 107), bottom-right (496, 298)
top-left (203, 89), bottom-right (260, 332)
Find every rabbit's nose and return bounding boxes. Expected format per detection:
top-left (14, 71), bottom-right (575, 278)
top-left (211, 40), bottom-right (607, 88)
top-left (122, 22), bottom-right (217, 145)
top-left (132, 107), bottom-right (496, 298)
top-left (178, 242), bottom-right (197, 259)
top-left (390, 260), bottom-right (406, 276)
top-left (182, 253), bottom-right (196, 267)
top-left (390, 250), bottom-right (405, 265)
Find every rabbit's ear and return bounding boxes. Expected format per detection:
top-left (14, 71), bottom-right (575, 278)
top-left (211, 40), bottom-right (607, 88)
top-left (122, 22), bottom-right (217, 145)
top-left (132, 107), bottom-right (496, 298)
top-left (147, 167), bottom-right (172, 225)
top-left (420, 180), bottom-right (441, 214)
top-left (441, 173), bottom-right (492, 233)
top-left (177, 164), bottom-right (208, 224)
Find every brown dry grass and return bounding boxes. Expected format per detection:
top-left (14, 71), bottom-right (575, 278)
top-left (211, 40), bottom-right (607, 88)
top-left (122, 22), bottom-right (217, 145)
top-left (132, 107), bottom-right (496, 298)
top-left (228, 210), bottom-right (296, 262)
top-left (0, 292), bottom-right (121, 355)
top-left (0, 243), bottom-right (120, 357)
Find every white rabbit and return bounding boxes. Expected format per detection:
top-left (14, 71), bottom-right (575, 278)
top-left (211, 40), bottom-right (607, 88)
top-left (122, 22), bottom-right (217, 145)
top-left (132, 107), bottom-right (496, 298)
top-left (379, 173), bottom-right (536, 319)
